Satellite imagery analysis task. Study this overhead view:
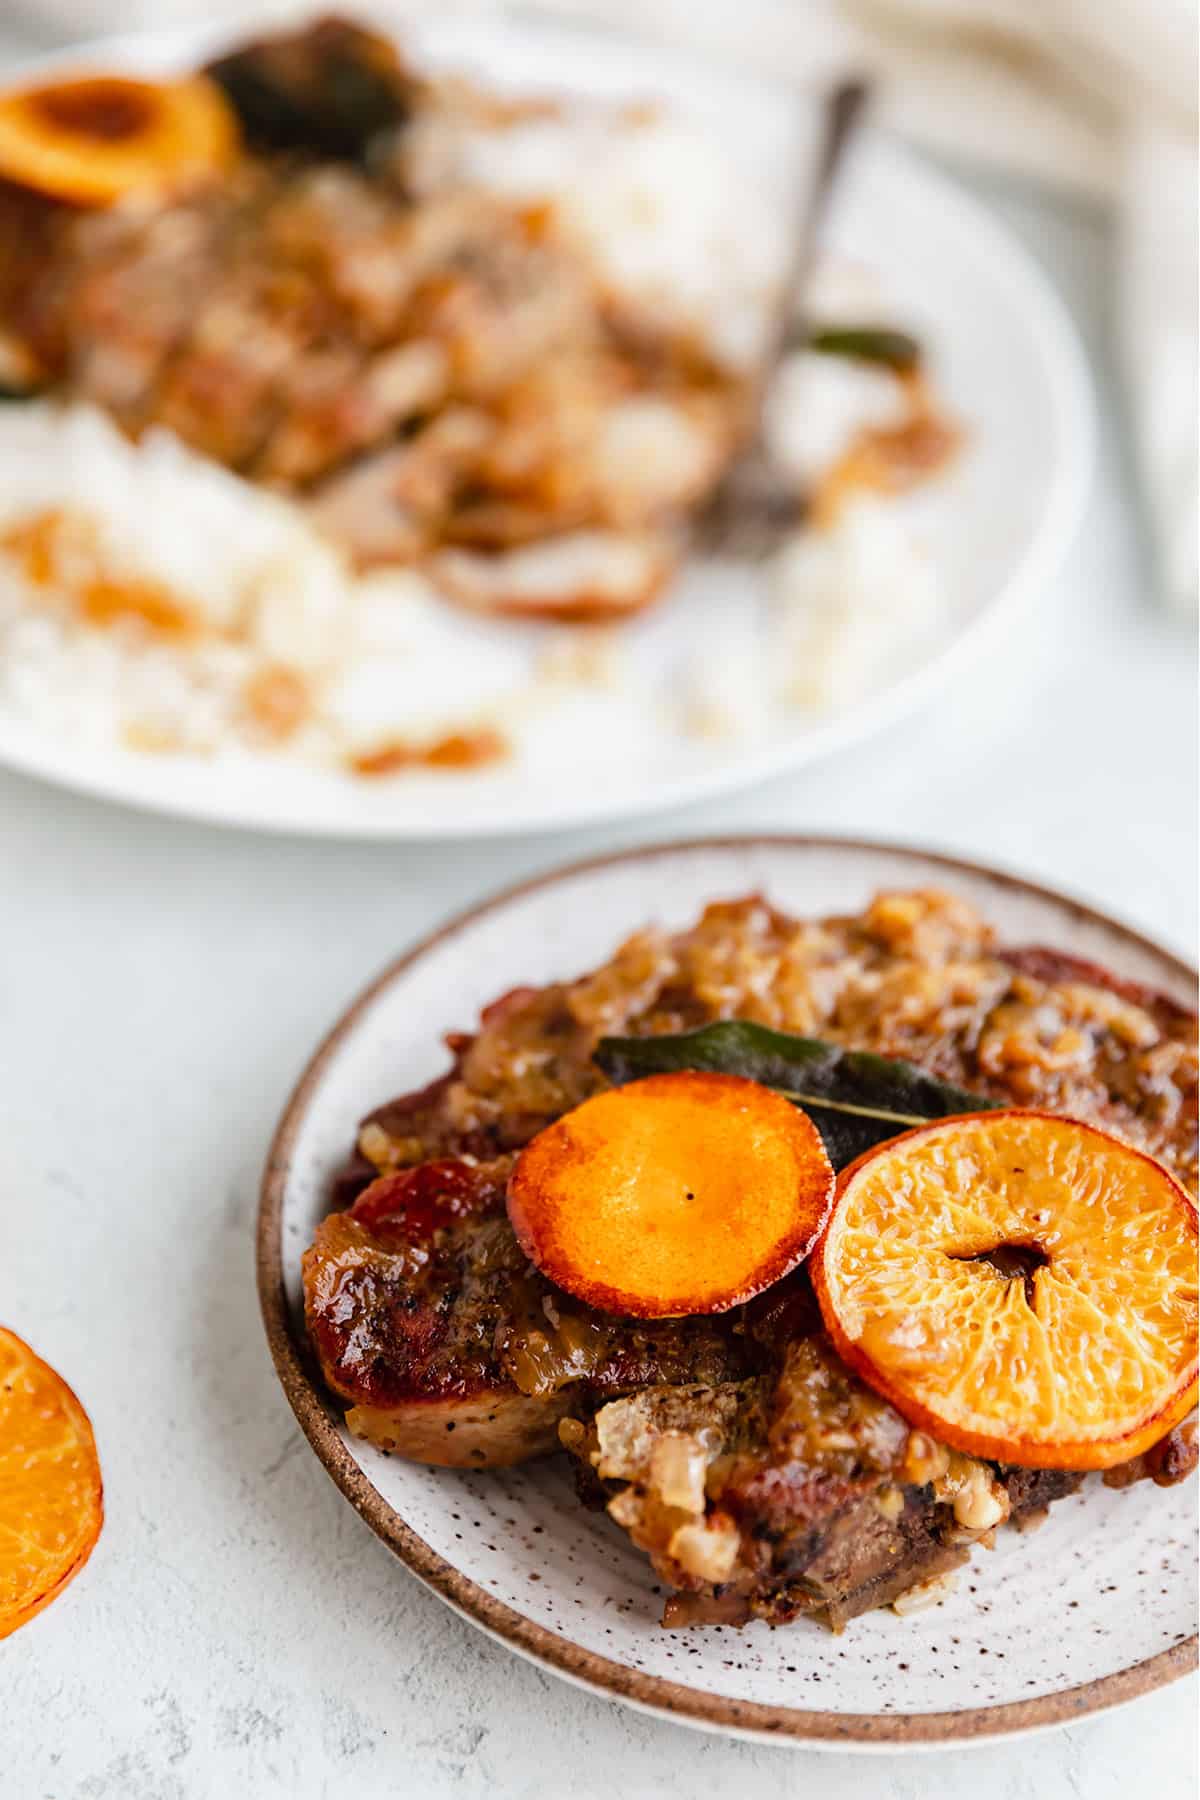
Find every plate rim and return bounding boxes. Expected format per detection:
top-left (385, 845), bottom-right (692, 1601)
top-left (256, 833), bottom-right (1197, 1747)
top-left (0, 17), bottom-right (1093, 840)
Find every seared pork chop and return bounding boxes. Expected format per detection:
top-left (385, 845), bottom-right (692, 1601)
top-left (302, 888), bottom-right (1197, 1620)
top-left (304, 1153), bottom-right (744, 1467)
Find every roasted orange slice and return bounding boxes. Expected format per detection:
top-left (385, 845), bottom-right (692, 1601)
top-left (507, 1071), bottom-right (834, 1317)
top-left (0, 1326), bottom-right (103, 1639)
top-left (811, 1111), bottom-right (1198, 1470)
top-left (0, 73), bottom-right (236, 206)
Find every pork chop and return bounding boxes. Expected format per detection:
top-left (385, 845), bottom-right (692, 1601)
top-left (301, 888), bottom-right (1198, 1619)
top-left (304, 1151), bottom-right (744, 1467)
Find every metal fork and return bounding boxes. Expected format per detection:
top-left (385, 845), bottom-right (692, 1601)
top-left (697, 77), bottom-right (871, 558)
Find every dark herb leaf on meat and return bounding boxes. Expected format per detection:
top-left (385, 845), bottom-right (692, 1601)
top-left (807, 325), bottom-right (922, 375)
top-left (206, 18), bottom-right (418, 159)
top-left (594, 1021), bottom-right (996, 1168)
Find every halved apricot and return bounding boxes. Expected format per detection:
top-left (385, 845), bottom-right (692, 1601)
top-left (507, 1071), bottom-right (834, 1317)
top-left (0, 1326), bottom-right (103, 1639)
top-left (811, 1110), bottom-right (1198, 1470)
top-left (0, 73), bottom-right (237, 206)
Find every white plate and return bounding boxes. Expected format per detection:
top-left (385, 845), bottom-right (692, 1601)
top-left (259, 836), bottom-right (1196, 1747)
top-left (0, 13), bottom-right (1091, 838)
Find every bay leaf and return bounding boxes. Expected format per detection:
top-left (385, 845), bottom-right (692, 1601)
top-left (807, 324), bottom-right (922, 374)
top-left (594, 1020), bottom-right (996, 1169)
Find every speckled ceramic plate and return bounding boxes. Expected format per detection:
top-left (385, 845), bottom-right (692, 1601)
top-left (258, 837), bottom-right (1197, 1747)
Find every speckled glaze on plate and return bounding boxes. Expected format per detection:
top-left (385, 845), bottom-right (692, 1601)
top-left (258, 837), bottom-right (1198, 1748)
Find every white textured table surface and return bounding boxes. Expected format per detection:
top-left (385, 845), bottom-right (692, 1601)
top-left (0, 119), bottom-right (1196, 1799)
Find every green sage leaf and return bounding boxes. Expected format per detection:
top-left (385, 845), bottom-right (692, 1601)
top-left (595, 1020), bottom-right (996, 1169)
top-left (808, 325), bottom-right (922, 374)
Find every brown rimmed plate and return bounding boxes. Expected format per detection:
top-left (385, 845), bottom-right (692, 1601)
top-left (257, 836), bottom-right (1197, 1748)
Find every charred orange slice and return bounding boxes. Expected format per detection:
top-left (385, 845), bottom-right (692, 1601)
top-left (0, 73), bottom-right (237, 206)
top-left (507, 1071), bottom-right (834, 1317)
top-left (812, 1111), bottom-right (1198, 1470)
top-left (0, 1326), bottom-right (102, 1638)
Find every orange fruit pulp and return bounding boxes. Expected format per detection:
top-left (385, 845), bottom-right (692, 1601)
top-left (507, 1070), bottom-right (834, 1317)
top-left (0, 74), bottom-right (237, 206)
top-left (0, 1326), bottom-right (103, 1639)
top-left (812, 1110), bottom-right (1198, 1470)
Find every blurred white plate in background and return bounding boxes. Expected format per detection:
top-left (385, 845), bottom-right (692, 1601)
top-left (0, 12), bottom-right (1092, 837)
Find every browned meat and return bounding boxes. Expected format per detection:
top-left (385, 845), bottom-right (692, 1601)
top-left (0, 180), bottom-right (227, 419)
top-left (336, 890), bottom-right (1196, 1192)
top-left (253, 339), bottom-right (448, 486)
top-left (560, 1272), bottom-right (1096, 1630)
top-left (567, 1318), bottom-right (1090, 1630)
top-left (304, 1157), bottom-right (567, 1467)
top-left (0, 179), bottom-right (72, 388)
top-left (307, 409), bottom-right (494, 563)
top-left (1102, 1416), bottom-right (1199, 1490)
top-left (430, 533), bottom-right (675, 623)
top-left (304, 1153), bottom-right (746, 1467)
top-left (259, 181), bottom-right (528, 350)
top-left (0, 18), bottom-right (748, 588)
top-left (304, 888), bottom-right (1196, 1624)
top-left (156, 261), bottom-right (334, 469)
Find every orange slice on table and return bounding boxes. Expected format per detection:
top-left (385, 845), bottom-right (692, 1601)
top-left (0, 74), bottom-right (237, 206)
top-left (811, 1110), bottom-right (1198, 1471)
top-left (507, 1071), bottom-right (834, 1317)
top-left (0, 1326), bottom-right (103, 1639)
